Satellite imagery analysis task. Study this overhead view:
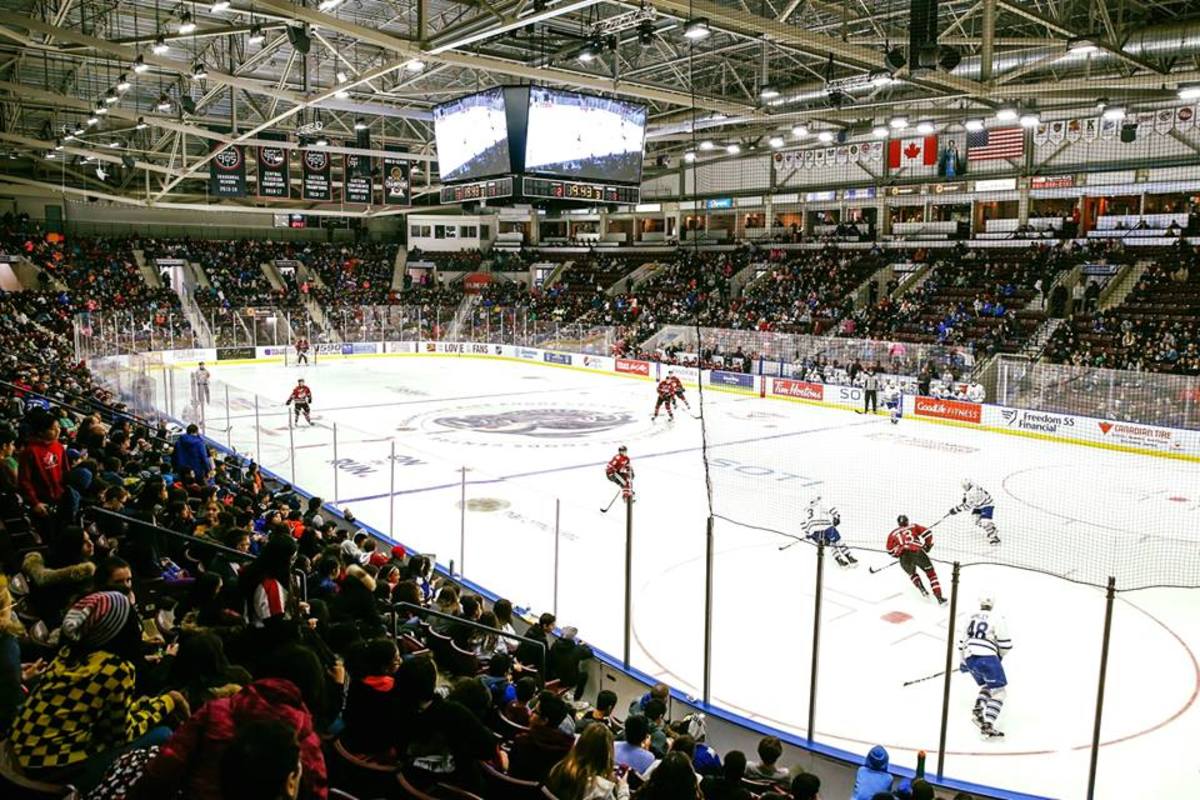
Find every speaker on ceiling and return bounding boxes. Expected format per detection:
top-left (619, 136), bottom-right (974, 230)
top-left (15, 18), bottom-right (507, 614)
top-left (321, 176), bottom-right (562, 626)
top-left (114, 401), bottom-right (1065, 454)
top-left (287, 26), bottom-right (311, 55)
top-left (180, 96), bottom-right (196, 115)
top-left (836, 129), bottom-right (849, 144)
top-left (1120, 123), bottom-right (1137, 143)
top-left (909, 0), bottom-right (939, 68)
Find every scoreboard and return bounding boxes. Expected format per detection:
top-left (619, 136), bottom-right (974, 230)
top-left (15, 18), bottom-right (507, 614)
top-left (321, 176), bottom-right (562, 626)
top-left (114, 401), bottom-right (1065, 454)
top-left (438, 176), bottom-right (515, 204)
top-left (521, 177), bottom-right (640, 204)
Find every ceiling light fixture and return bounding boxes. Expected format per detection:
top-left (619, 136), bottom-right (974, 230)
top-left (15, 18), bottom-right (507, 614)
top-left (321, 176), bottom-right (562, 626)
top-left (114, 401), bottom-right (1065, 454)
top-left (870, 72), bottom-right (894, 88)
top-left (683, 18), bottom-right (711, 41)
top-left (791, 125), bottom-right (809, 137)
top-left (248, 25), bottom-right (265, 45)
top-left (133, 53), bottom-right (151, 73)
top-left (872, 124), bottom-right (889, 138)
top-left (683, 151), bottom-right (696, 163)
top-left (1067, 38), bottom-right (1098, 55)
top-left (768, 135), bottom-right (785, 148)
top-left (314, 135), bottom-right (330, 147)
top-left (889, 116), bottom-right (908, 129)
top-left (87, 113), bottom-right (99, 125)
top-left (817, 130), bottom-right (834, 143)
top-left (1178, 85), bottom-right (1200, 100)
top-left (760, 84), bottom-right (780, 100)
top-left (964, 118), bottom-right (984, 132)
top-left (1102, 106), bottom-right (1126, 121)
top-left (404, 58), bottom-right (426, 73)
top-left (116, 74), bottom-right (132, 92)
top-left (72, 124), bottom-right (85, 135)
top-left (726, 143), bottom-right (741, 154)
top-left (108, 141), bottom-right (122, 148)
top-left (318, 0), bottom-right (344, 11)
top-left (135, 117), bottom-right (149, 130)
top-left (178, 12), bottom-right (195, 35)
top-left (995, 106), bottom-right (1018, 121)
top-left (94, 103), bottom-right (109, 116)
top-left (156, 94), bottom-right (172, 111)
top-left (152, 36), bottom-right (168, 55)
top-left (916, 120), bottom-right (934, 134)
top-left (577, 42), bottom-right (596, 63)
top-left (53, 140), bottom-right (64, 151)
top-left (334, 88), bottom-right (349, 99)
top-left (192, 62), bottom-right (208, 80)
top-left (354, 117), bottom-right (368, 131)
top-left (104, 89), bottom-right (119, 104)
top-left (699, 140), bottom-right (715, 151)
top-left (211, 0), bottom-right (230, 12)
top-left (1019, 111), bottom-right (1040, 127)
top-left (336, 70), bottom-right (348, 83)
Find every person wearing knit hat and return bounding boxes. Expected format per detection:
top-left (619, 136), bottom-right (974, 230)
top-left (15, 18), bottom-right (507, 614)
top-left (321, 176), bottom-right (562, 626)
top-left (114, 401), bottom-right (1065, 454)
top-left (11, 591), bottom-right (183, 779)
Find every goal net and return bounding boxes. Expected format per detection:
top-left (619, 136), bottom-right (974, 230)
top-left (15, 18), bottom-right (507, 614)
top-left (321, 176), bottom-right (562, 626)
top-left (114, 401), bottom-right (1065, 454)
top-left (282, 344), bottom-right (318, 366)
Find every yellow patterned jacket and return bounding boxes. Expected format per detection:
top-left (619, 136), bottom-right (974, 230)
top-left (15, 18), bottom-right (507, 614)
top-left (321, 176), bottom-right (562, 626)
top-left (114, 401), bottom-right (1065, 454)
top-left (11, 648), bottom-right (176, 770)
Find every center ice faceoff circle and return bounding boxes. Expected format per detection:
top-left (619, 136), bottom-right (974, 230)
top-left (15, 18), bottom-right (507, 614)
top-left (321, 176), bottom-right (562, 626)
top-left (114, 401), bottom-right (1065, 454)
top-left (411, 401), bottom-right (654, 447)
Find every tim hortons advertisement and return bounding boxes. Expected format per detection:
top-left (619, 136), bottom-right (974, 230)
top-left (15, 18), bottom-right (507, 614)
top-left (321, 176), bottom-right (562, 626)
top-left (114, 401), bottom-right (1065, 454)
top-left (615, 358), bottom-right (651, 376)
top-left (913, 396), bottom-right (982, 424)
top-left (771, 378), bottom-right (824, 401)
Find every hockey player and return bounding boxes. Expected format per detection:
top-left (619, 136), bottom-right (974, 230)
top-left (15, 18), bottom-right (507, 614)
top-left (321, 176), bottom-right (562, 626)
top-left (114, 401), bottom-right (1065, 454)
top-left (958, 594), bottom-right (1012, 739)
top-left (605, 445), bottom-right (635, 501)
top-left (193, 361), bottom-right (211, 405)
top-left (667, 371), bottom-right (690, 411)
top-left (950, 479), bottom-right (1000, 545)
top-left (652, 377), bottom-right (675, 421)
top-left (883, 382), bottom-right (902, 425)
top-left (886, 515), bottom-right (946, 605)
top-left (802, 496), bottom-right (857, 567)
top-left (294, 337), bottom-right (311, 365)
top-left (285, 378), bottom-right (313, 425)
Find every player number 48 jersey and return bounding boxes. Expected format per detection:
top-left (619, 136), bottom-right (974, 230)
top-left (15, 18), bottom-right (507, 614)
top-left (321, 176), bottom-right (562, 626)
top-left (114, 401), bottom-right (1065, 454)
top-left (960, 610), bottom-right (1012, 659)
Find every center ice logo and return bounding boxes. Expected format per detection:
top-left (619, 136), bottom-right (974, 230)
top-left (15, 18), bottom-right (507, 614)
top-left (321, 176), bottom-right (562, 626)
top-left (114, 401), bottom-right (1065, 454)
top-left (433, 408), bottom-right (634, 438)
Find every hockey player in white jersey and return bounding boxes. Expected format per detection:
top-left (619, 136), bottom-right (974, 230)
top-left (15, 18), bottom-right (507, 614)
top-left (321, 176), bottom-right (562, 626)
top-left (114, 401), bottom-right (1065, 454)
top-left (949, 479), bottom-right (1000, 545)
top-left (958, 595), bottom-right (1012, 739)
top-left (802, 497), bottom-right (857, 568)
top-left (883, 382), bottom-right (902, 425)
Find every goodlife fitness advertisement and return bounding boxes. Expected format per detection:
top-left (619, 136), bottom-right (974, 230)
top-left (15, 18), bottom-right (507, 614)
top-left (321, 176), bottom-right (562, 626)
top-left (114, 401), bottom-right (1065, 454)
top-left (913, 396), bottom-right (983, 424)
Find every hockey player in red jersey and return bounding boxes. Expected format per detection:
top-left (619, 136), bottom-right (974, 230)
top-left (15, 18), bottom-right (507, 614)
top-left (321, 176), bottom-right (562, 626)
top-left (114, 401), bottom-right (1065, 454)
top-left (652, 378), bottom-right (675, 421)
top-left (667, 371), bottom-right (690, 411)
top-left (286, 378), bottom-right (313, 425)
top-left (887, 515), bottom-right (946, 604)
top-left (605, 445), bottom-right (635, 501)
top-left (294, 337), bottom-right (311, 365)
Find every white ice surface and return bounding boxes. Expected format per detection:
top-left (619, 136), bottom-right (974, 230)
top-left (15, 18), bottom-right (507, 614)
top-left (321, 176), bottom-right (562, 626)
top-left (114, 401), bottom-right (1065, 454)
top-left (186, 357), bottom-right (1200, 800)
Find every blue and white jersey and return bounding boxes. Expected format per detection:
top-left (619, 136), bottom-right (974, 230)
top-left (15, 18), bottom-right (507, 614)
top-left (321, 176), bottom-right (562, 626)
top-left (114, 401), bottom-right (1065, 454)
top-left (957, 484), bottom-right (994, 514)
top-left (959, 610), bottom-right (1012, 659)
top-left (883, 387), bottom-right (902, 408)
top-left (802, 503), bottom-right (840, 540)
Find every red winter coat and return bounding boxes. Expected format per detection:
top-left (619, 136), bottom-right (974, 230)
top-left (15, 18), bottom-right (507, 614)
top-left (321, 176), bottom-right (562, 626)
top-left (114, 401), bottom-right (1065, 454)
top-left (130, 678), bottom-right (327, 800)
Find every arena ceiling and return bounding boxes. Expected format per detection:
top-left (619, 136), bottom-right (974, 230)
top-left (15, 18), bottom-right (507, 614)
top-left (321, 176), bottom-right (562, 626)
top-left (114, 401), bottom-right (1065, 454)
top-left (0, 0), bottom-right (1199, 213)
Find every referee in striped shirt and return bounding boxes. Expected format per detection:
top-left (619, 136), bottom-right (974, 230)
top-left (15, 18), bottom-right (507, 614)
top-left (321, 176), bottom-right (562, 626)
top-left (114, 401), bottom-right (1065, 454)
top-left (862, 369), bottom-right (880, 414)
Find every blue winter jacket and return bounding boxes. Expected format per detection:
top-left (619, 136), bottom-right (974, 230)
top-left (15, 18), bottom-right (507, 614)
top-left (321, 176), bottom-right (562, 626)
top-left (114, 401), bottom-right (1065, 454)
top-left (172, 433), bottom-right (212, 479)
top-left (851, 745), bottom-right (894, 800)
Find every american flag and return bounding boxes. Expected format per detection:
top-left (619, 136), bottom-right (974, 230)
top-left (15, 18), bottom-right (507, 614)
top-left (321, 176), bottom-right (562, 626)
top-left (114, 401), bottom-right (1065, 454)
top-left (966, 126), bottom-right (1025, 161)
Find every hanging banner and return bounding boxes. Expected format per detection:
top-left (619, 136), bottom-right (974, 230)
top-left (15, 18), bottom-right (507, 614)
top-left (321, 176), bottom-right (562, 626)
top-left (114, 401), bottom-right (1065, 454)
top-left (257, 132), bottom-right (289, 198)
top-left (344, 147), bottom-right (373, 205)
top-left (208, 143), bottom-right (246, 197)
top-left (382, 147), bottom-right (411, 206)
top-left (1178, 106), bottom-right (1196, 131)
top-left (301, 149), bottom-right (332, 201)
top-left (1083, 118), bottom-right (1099, 141)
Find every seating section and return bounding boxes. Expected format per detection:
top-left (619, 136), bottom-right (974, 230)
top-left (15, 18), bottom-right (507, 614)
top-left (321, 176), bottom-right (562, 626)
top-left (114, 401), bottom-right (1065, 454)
top-left (1045, 250), bottom-right (1200, 373)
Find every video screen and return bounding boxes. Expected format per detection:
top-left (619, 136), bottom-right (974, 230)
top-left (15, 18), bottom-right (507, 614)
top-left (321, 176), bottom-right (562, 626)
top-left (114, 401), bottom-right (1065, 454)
top-left (524, 88), bottom-right (647, 184)
top-left (433, 89), bottom-right (512, 183)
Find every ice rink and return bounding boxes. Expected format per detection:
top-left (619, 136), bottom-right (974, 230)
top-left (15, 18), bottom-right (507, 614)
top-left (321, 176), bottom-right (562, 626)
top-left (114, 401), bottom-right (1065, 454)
top-left (187, 355), bottom-right (1200, 800)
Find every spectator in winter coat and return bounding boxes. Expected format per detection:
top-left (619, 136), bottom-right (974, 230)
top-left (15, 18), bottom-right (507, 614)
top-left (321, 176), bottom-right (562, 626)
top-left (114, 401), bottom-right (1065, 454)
top-left (850, 745), bottom-right (893, 800)
top-left (509, 692), bottom-right (576, 783)
top-left (11, 592), bottom-right (181, 784)
top-left (340, 638), bottom-right (404, 760)
top-left (22, 524), bottom-right (96, 626)
top-left (745, 735), bottom-right (789, 787)
top-left (171, 424), bottom-right (212, 483)
top-left (131, 645), bottom-right (329, 800)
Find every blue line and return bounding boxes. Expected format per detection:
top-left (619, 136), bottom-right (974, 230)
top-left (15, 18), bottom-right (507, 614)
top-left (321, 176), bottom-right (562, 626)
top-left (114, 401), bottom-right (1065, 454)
top-left (333, 417), bottom-right (877, 505)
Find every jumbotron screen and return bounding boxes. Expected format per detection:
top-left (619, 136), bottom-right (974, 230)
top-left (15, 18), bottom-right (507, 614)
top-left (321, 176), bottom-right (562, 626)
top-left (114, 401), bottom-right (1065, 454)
top-left (432, 88), bottom-right (512, 183)
top-left (523, 88), bottom-right (647, 185)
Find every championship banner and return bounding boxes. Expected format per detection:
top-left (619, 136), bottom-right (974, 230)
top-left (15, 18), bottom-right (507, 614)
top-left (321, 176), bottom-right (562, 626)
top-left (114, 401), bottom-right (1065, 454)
top-left (257, 132), bottom-right (290, 198)
top-left (302, 149), bottom-right (332, 201)
top-left (344, 147), bottom-right (373, 205)
top-left (209, 143), bottom-right (246, 198)
top-left (382, 146), bottom-right (411, 206)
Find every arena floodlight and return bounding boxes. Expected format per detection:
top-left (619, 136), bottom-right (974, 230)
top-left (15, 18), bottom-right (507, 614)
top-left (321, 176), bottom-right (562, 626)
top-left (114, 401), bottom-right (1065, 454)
top-left (178, 12), bottom-right (196, 35)
top-left (683, 18), bottom-right (711, 41)
top-left (354, 117), bottom-right (368, 131)
top-left (995, 105), bottom-right (1018, 121)
top-left (872, 124), bottom-right (889, 138)
top-left (726, 143), bottom-right (741, 154)
top-left (211, 0), bottom-right (231, 12)
top-left (760, 84), bottom-right (780, 100)
top-left (405, 58), bottom-right (426, 73)
top-left (698, 140), bottom-right (715, 151)
top-left (135, 117), bottom-right (149, 130)
top-left (769, 135), bottom-right (785, 148)
top-left (248, 24), bottom-right (265, 45)
top-left (152, 36), bottom-right (168, 55)
top-left (791, 124), bottom-right (809, 137)
top-left (683, 151), bottom-right (696, 162)
top-left (916, 120), bottom-right (934, 134)
top-left (817, 130), bottom-right (834, 143)
top-left (889, 116), bottom-right (908, 129)
top-left (1019, 111), bottom-right (1040, 128)
top-left (964, 118), bottom-right (984, 132)
top-left (1178, 85), bottom-right (1200, 100)
top-left (1102, 106), bottom-right (1126, 121)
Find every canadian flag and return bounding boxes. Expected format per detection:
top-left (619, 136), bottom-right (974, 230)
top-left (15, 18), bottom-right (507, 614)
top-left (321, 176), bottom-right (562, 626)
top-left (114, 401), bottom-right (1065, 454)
top-left (887, 136), bottom-right (938, 168)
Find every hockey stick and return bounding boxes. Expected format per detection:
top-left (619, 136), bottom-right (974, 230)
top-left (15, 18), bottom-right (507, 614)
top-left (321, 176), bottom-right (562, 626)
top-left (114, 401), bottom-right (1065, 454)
top-left (868, 560), bottom-right (899, 574)
top-left (776, 534), bottom-right (806, 552)
top-left (902, 669), bottom-right (945, 687)
top-left (599, 490), bottom-right (622, 514)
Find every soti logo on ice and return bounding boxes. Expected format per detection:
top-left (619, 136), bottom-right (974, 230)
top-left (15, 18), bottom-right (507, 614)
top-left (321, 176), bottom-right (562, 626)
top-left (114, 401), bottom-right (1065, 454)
top-left (544, 352), bottom-right (572, 365)
top-left (1097, 420), bottom-right (1180, 451)
top-left (771, 378), bottom-right (823, 401)
top-left (434, 408), bottom-right (633, 439)
top-left (913, 396), bottom-right (982, 424)
top-left (616, 358), bottom-right (650, 376)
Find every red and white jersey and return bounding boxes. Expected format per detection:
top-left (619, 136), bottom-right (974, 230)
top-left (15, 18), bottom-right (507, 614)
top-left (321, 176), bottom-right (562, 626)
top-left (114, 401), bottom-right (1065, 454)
top-left (606, 453), bottom-right (632, 478)
top-left (288, 385), bottom-right (313, 405)
top-left (295, 338), bottom-right (310, 353)
top-left (656, 379), bottom-right (675, 399)
top-left (887, 523), bottom-right (932, 557)
top-left (667, 375), bottom-right (684, 393)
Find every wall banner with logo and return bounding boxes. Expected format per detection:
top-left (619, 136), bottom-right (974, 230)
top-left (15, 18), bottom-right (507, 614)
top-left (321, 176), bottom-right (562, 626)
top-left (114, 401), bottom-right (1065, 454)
top-left (209, 143), bottom-right (247, 198)
top-left (382, 147), bottom-right (411, 206)
top-left (302, 149), bottom-right (332, 201)
top-left (257, 132), bottom-right (290, 198)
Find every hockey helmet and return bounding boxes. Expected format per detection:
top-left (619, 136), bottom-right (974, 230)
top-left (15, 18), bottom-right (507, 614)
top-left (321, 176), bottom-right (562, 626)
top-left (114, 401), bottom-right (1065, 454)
top-left (297, 378), bottom-right (305, 384)
top-left (961, 478), bottom-right (973, 491)
top-left (617, 445), bottom-right (627, 454)
top-left (897, 514), bottom-right (909, 526)
top-left (979, 594), bottom-right (994, 609)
